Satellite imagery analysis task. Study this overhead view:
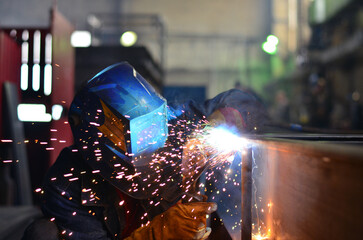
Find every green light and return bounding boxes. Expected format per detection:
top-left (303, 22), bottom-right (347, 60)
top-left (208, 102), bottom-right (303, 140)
top-left (262, 35), bottom-right (279, 55)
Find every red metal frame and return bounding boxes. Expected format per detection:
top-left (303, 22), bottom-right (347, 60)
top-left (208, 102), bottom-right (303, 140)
top-left (0, 7), bottom-right (75, 192)
top-left (49, 9), bottom-right (75, 165)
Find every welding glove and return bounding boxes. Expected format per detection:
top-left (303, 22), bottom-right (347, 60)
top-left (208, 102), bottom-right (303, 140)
top-left (125, 201), bottom-right (217, 240)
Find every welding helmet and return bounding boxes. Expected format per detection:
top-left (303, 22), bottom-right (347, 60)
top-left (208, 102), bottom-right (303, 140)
top-left (69, 62), bottom-right (168, 198)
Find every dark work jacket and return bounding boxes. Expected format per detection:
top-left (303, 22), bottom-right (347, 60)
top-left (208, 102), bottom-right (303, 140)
top-left (41, 89), bottom-right (267, 240)
top-left (42, 147), bottom-right (131, 240)
top-left (42, 147), bottom-right (182, 240)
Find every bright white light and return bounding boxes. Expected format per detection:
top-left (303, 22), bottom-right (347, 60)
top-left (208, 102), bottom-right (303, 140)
top-left (71, 31), bottom-right (91, 47)
top-left (52, 104), bottom-right (63, 120)
top-left (267, 35), bottom-right (279, 45)
top-left (44, 64), bottom-right (52, 96)
top-left (33, 30), bottom-right (41, 63)
top-left (120, 31), bottom-right (137, 47)
top-left (205, 127), bottom-right (247, 152)
top-left (262, 42), bottom-right (277, 54)
top-left (32, 64), bottom-right (40, 91)
top-left (20, 64), bottom-right (28, 91)
top-left (18, 104), bottom-right (52, 122)
top-left (45, 34), bottom-right (52, 64)
top-left (22, 30), bottom-right (29, 41)
top-left (21, 42), bottom-right (29, 63)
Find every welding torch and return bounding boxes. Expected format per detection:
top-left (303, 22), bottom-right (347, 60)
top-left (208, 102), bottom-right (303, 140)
top-left (181, 137), bottom-right (210, 203)
top-left (180, 105), bottom-right (251, 203)
top-left (181, 126), bottom-right (243, 203)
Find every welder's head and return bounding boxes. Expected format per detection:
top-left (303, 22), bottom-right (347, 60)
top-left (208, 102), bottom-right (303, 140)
top-left (68, 62), bottom-right (168, 198)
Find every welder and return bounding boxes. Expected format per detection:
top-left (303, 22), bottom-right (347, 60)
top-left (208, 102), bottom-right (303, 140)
top-left (23, 62), bottom-right (267, 240)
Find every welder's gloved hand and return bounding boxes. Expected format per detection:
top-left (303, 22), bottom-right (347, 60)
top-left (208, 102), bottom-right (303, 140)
top-left (125, 201), bottom-right (217, 240)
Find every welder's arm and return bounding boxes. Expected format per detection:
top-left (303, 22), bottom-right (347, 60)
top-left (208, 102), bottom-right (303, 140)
top-left (173, 89), bottom-right (268, 133)
top-left (125, 202), bottom-right (217, 240)
top-left (41, 183), bottom-right (112, 240)
top-left (40, 148), bottom-right (113, 240)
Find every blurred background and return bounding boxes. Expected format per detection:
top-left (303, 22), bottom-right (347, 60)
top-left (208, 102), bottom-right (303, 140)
top-left (0, 0), bottom-right (362, 239)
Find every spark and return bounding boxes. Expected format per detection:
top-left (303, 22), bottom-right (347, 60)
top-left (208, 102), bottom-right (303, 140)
top-left (187, 125), bottom-right (250, 169)
top-left (253, 233), bottom-right (270, 240)
top-left (45, 114), bottom-right (254, 230)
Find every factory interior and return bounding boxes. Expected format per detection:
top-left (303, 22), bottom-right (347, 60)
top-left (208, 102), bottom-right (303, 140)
top-left (0, 0), bottom-right (363, 239)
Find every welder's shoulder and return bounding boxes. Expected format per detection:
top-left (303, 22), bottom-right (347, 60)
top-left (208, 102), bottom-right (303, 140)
top-left (44, 146), bottom-right (83, 177)
top-left (56, 146), bottom-right (83, 167)
top-left (189, 88), bottom-right (265, 118)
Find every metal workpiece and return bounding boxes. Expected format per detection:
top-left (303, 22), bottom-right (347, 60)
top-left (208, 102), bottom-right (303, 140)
top-left (237, 135), bottom-right (363, 240)
top-left (241, 148), bottom-right (252, 240)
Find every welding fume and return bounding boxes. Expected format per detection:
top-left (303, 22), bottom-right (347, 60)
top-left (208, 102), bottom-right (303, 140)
top-left (22, 62), bottom-right (267, 240)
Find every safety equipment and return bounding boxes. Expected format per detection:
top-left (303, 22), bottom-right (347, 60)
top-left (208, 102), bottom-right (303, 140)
top-left (125, 201), bottom-right (217, 240)
top-left (68, 62), bottom-right (168, 199)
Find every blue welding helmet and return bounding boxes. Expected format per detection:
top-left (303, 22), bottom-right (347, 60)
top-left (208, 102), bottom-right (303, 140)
top-left (69, 62), bottom-right (168, 198)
